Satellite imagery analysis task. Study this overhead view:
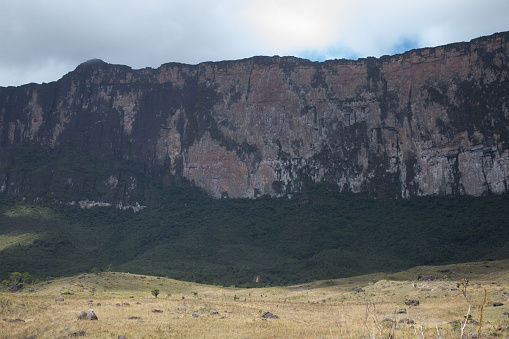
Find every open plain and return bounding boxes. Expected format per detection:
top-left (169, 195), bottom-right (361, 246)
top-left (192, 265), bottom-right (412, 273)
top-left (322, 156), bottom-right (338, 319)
top-left (2, 260), bottom-right (509, 338)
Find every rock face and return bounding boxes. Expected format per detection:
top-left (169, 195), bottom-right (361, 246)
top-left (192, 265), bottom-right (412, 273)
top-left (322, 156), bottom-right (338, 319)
top-left (1, 32), bottom-right (509, 199)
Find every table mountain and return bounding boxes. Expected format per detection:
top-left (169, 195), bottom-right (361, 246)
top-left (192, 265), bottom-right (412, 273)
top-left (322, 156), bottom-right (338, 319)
top-left (1, 32), bottom-right (508, 200)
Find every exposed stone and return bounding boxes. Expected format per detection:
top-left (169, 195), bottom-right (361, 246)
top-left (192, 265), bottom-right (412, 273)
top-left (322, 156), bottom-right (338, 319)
top-left (261, 311), bottom-right (279, 319)
top-left (77, 311), bottom-right (87, 320)
top-left (86, 309), bottom-right (98, 320)
top-left (68, 330), bottom-right (86, 337)
top-left (118, 336), bottom-right (127, 339)
top-left (419, 275), bottom-right (438, 281)
top-left (8, 284), bottom-right (23, 292)
top-left (209, 310), bottom-right (219, 315)
top-left (3, 318), bottom-right (25, 323)
top-left (151, 309), bottom-right (163, 313)
top-left (353, 287), bottom-right (365, 292)
top-left (467, 318), bottom-right (480, 325)
top-left (405, 299), bottom-right (420, 306)
top-left (1, 32), bottom-right (509, 200)
top-left (493, 302), bottom-right (504, 307)
top-left (192, 312), bottom-right (200, 318)
top-left (55, 297), bottom-right (64, 302)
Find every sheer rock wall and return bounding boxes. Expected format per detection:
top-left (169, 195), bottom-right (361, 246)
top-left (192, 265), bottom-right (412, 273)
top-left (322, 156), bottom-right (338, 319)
top-left (1, 32), bottom-right (509, 199)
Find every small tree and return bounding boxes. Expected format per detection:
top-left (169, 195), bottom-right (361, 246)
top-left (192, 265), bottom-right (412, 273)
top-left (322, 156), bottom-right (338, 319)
top-left (151, 289), bottom-right (160, 298)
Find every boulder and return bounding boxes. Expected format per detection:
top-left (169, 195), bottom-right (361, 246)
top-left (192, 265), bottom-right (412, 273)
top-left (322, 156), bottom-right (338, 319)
top-left (69, 330), bottom-right (86, 337)
top-left (405, 299), bottom-right (420, 306)
top-left (9, 283), bottom-right (23, 292)
top-left (3, 318), bottom-right (25, 323)
top-left (86, 309), bottom-right (98, 320)
top-left (77, 311), bottom-right (87, 320)
top-left (262, 311), bottom-right (279, 319)
top-left (151, 309), bottom-right (163, 313)
top-left (353, 287), bottom-right (365, 292)
top-left (493, 302), bottom-right (504, 307)
top-left (192, 312), bottom-right (200, 318)
top-left (55, 297), bottom-right (64, 302)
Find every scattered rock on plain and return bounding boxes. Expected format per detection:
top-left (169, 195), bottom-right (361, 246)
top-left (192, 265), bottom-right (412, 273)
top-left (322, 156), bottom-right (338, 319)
top-left (77, 311), bottom-right (87, 320)
top-left (151, 309), bottom-right (163, 313)
top-left (55, 297), bottom-right (64, 302)
top-left (405, 299), bottom-right (420, 306)
top-left (3, 318), bottom-right (25, 323)
top-left (86, 309), bottom-right (98, 320)
top-left (69, 330), bottom-right (86, 337)
top-left (261, 311), bottom-right (279, 319)
top-left (419, 275), bottom-right (438, 281)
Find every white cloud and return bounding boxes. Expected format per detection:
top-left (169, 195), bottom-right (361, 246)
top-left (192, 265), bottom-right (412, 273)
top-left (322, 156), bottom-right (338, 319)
top-left (244, 0), bottom-right (344, 50)
top-left (0, 0), bottom-right (508, 86)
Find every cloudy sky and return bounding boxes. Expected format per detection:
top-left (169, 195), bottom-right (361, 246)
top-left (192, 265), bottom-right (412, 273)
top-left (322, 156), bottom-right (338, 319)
top-left (1, 0), bottom-right (508, 87)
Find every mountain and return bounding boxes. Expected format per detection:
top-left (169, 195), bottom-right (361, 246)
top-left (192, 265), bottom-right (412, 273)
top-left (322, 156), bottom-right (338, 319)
top-left (1, 33), bottom-right (509, 285)
top-left (1, 32), bottom-right (509, 201)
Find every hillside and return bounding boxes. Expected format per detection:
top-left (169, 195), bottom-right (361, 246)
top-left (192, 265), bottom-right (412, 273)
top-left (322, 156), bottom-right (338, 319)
top-left (1, 187), bottom-right (509, 286)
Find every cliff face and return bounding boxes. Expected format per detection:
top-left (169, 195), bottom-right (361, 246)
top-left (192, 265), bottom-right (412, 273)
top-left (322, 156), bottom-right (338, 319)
top-left (1, 32), bottom-right (509, 199)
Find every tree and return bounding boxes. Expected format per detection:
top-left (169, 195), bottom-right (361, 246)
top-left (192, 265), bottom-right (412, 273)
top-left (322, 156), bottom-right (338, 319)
top-left (151, 289), bottom-right (160, 298)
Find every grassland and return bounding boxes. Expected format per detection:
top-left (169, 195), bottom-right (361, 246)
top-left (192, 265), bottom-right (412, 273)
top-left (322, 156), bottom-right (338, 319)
top-left (2, 260), bottom-right (509, 338)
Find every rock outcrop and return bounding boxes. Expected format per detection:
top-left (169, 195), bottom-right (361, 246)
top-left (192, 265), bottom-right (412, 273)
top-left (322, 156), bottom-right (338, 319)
top-left (1, 32), bottom-right (509, 199)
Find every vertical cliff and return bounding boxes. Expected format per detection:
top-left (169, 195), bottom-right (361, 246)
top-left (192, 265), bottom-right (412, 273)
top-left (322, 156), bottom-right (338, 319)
top-left (1, 32), bottom-right (509, 200)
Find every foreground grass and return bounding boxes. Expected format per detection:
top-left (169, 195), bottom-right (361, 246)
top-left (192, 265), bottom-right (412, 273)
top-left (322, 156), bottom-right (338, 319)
top-left (1, 260), bottom-right (509, 338)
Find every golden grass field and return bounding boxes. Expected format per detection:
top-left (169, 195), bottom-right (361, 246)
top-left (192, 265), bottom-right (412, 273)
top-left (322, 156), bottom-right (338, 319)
top-left (1, 260), bottom-right (509, 338)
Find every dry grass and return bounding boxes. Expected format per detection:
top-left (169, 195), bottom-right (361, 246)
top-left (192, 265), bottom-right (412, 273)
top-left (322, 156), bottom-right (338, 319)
top-left (2, 260), bottom-right (509, 338)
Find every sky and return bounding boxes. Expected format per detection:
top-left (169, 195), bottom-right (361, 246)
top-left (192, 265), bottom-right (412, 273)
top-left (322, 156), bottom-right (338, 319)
top-left (1, 0), bottom-right (508, 87)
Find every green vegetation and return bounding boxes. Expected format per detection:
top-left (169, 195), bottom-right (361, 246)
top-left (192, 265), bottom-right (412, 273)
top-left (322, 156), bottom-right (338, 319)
top-left (1, 185), bottom-right (509, 287)
top-left (1, 271), bottom-right (38, 290)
